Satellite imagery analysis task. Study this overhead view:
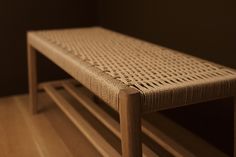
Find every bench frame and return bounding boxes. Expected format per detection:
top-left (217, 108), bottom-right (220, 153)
top-left (28, 40), bottom-right (235, 157)
top-left (234, 96), bottom-right (236, 157)
top-left (28, 44), bottom-right (142, 157)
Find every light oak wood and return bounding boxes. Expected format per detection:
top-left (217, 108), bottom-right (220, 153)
top-left (38, 79), bottom-right (78, 90)
top-left (63, 82), bottom-right (120, 137)
top-left (0, 97), bottom-right (41, 157)
top-left (0, 94), bottom-right (102, 157)
top-left (16, 96), bottom-right (74, 157)
top-left (35, 79), bottom-right (231, 157)
top-left (27, 44), bottom-right (38, 114)
top-left (18, 93), bottom-right (102, 157)
top-left (2, 86), bottom-right (227, 157)
top-left (28, 27), bottom-right (236, 157)
top-left (42, 79), bottom-right (229, 157)
top-left (62, 82), bottom-right (159, 157)
top-left (42, 84), bottom-right (121, 157)
top-left (119, 88), bottom-right (142, 157)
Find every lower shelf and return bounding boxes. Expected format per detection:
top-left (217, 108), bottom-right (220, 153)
top-left (38, 79), bottom-right (229, 157)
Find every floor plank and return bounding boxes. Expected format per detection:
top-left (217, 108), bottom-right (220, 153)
top-left (0, 93), bottom-right (101, 157)
top-left (0, 97), bottom-right (41, 157)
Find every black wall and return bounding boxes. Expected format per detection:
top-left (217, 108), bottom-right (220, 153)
top-left (98, 0), bottom-right (236, 68)
top-left (0, 0), bottom-right (98, 96)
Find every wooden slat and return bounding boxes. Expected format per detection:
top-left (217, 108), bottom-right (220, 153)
top-left (234, 96), bottom-right (236, 157)
top-left (142, 120), bottom-right (195, 157)
top-left (63, 82), bottom-right (121, 138)
top-left (62, 82), bottom-right (193, 156)
top-left (38, 79), bottom-right (78, 90)
top-left (63, 81), bottom-right (228, 157)
top-left (42, 84), bottom-right (121, 157)
top-left (119, 88), bottom-right (142, 157)
top-left (62, 82), bottom-right (159, 157)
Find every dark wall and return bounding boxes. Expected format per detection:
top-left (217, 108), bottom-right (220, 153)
top-left (98, 0), bottom-right (236, 156)
top-left (98, 0), bottom-right (236, 68)
top-left (0, 0), bottom-right (98, 96)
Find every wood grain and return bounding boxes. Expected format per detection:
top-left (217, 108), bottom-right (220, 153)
top-left (38, 79), bottom-right (78, 90)
top-left (0, 90), bottom-right (229, 157)
top-left (62, 82), bottom-right (159, 157)
top-left (42, 84), bottom-right (121, 157)
top-left (142, 119), bottom-right (195, 157)
top-left (27, 44), bottom-right (38, 114)
top-left (0, 94), bottom-right (102, 157)
top-left (42, 88), bottom-right (235, 157)
top-left (119, 88), bottom-right (142, 157)
top-left (16, 96), bottom-right (74, 157)
top-left (43, 80), bottom-right (229, 157)
top-left (63, 82), bottom-right (120, 137)
top-left (0, 97), bottom-right (41, 157)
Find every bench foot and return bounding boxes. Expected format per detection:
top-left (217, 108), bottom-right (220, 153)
top-left (119, 89), bottom-right (142, 157)
top-left (27, 44), bottom-right (38, 114)
top-left (234, 96), bottom-right (236, 157)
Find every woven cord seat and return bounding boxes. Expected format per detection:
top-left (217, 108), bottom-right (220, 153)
top-left (27, 27), bottom-right (236, 157)
top-left (28, 27), bottom-right (236, 113)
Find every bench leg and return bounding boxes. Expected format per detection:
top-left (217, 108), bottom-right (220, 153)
top-left (119, 89), bottom-right (142, 157)
top-left (27, 44), bottom-right (38, 114)
top-left (234, 96), bottom-right (236, 157)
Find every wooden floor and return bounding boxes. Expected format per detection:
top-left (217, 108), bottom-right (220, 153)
top-left (0, 93), bottom-right (102, 157)
top-left (0, 90), bottom-right (230, 157)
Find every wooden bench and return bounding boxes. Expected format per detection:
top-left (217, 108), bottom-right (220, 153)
top-left (27, 27), bottom-right (236, 157)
